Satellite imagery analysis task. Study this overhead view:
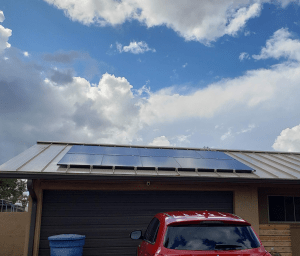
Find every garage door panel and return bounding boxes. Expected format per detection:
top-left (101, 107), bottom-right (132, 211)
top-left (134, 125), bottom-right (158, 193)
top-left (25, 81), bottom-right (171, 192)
top-left (43, 191), bottom-right (231, 203)
top-left (40, 237), bottom-right (141, 249)
top-left (41, 206), bottom-right (231, 217)
top-left (40, 228), bottom-right (143, 240)
top-left (39, 190), bottom-right (233, 256)
top-left (42, 202), bottom-right (232, 214)
top-left (40, 247), bottom-right (136, 256)
top-left (41, 216), bottom-right (153, 226)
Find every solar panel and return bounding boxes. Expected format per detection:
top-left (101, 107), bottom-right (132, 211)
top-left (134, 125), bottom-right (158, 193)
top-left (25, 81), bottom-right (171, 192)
top-left (141, 156), bottom-right (181, 168)
top-left (138, 148), bottom-right (202, 158)
top-left (58, 145), bottom-right (254, 172)
top-left (196, 151), bottom-right (233, 160)
top-left (58, 153), bottom-right (103, 166)
top-left (67, 145), bottom-right (106, 155)
top-left (67, 145), bottom-right (139, 156)
top-left (101, 146), bottom-right (139, 156)
top-left (102, 155), bottom-right (142, 167)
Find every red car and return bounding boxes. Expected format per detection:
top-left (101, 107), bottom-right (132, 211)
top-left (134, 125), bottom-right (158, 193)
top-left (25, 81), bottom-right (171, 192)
top-left (130, 210), bottom-right (271, 256)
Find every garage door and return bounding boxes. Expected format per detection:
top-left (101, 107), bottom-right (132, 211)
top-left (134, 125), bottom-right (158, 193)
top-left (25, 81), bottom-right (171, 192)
top-left (39, 190), bottom-right (233, 256)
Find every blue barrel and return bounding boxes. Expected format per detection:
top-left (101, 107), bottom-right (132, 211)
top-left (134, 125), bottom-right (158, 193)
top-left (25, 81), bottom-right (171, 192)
top-left (48, 234), bottom-right (86, 256)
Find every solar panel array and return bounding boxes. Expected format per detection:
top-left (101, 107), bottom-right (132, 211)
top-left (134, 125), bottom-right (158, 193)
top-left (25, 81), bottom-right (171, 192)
top-left (57, 145), bottom-right (254, 173)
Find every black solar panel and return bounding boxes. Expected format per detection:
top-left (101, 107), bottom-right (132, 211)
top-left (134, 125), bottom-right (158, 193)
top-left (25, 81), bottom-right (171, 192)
top-left (141, 156), bottom-right (181, 168)
top-left (57, 145), bottom-right (254, 172)
top-left (58, 153), bottom-right (103, 166)
top-left (102, 155), bottom-right (142, 167)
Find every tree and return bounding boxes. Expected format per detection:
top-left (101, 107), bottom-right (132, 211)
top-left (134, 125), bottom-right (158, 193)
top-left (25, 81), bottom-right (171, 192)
top-left (0, 179), bottom-right (28, 208)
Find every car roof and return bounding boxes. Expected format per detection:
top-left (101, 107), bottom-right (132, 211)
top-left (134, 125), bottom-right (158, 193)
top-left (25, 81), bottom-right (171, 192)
top-left (155, 210), bottom-right (251, 225)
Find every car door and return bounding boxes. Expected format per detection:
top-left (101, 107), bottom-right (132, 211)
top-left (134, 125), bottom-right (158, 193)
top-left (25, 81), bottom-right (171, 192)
top-left (139, 217), bottom-right (160, 256)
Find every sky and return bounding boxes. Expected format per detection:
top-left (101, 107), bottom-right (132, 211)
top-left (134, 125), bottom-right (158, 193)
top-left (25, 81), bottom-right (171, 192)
top-left (1, 0), bottom-right (300, 165)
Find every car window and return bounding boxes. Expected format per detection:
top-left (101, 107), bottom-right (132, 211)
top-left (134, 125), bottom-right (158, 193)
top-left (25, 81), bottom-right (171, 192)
top-left (163, 224), bottom-right (260, 251)
top-left (144, 217), bottom-right (160, 243)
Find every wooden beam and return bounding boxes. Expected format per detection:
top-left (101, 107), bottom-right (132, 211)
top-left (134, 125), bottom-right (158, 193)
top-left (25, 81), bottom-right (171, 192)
top-left (32, 180), bottom-right (43, 256)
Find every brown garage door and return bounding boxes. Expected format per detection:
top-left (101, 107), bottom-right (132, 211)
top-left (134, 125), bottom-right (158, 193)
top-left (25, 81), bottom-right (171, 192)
top-left (39, 190), bottom-right (233, 256)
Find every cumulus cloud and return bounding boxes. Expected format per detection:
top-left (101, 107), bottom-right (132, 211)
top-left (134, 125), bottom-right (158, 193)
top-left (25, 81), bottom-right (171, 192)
top-left (239, 52), bottom-right (250, 61)
top-left (48, 69), bottom-right (74, 84)
top-left (0, 10), bottom-right (12, 53)
top-left (3, 24), bottom-right (300, 164)
top-left (0, 49), bottom-right (143, 164)
top-left (139, 62), bottom-right (300, 125)
top-left (273, 125), bottom-right (300, 152)
top-left (253, 28), bottom-right (300, 61)
top-left (149, 136), bottom-right (171, 146)
top-left (43, 0), bottom-right (297, 45)
top-left (116, 41), bottom-right (156, 54)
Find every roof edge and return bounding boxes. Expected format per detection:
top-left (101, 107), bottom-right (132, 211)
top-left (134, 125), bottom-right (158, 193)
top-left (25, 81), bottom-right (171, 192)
top-left (36, 141), bottom-right (300, 155)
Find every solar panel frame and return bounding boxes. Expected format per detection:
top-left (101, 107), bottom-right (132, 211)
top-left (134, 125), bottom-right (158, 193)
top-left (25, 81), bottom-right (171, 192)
top-left (58, 145), bottom-right (254, 172)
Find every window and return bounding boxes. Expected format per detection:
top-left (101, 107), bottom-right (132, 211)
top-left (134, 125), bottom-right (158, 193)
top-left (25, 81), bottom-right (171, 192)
top-left (268, 196), bottom-right (300, 222)
top-left (144, 217), bottom-right (160, 244)
top-left (163, 224), bottom-right (260, 250)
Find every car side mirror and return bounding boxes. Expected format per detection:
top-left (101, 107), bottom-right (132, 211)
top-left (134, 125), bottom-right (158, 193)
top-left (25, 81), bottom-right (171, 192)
top-left (130, 230), bottom-right (143, 240)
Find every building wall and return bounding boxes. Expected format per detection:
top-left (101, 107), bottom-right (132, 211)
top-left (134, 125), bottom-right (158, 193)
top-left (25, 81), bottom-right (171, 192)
top-left (36, 179), bottom-right (260, 231)
top-left (258, 185), bottom-right (300, 256)
top-left (23, 196), bottom-right (32, 256)
top-left (0, 212), bottom-right (30, 256)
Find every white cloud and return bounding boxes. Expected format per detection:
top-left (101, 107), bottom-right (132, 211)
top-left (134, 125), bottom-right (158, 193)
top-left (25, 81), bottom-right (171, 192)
top-left (244, 30), bottom-right (251, 36)
top-left (273, 124), bottom-right (300, 152)
top-left (239, 52), bottom-right (250, 61)
top-left (237, 124), bottom-right (256, 134)
top-left (149, 136), bottom-right (171, 146)
top-left (225, 3), bottom-right (261, 36)
top-left (23, 51), bottom-right (29, 57)
top-left (43, 0), bottom-right (298, 45)
top-left (253, 28), bottom-right (300, 61)
top-left (174, 134), bottom-right (191, 144)
top-left (139, 62), bottom-right (300, 125)
top-left (221, 128), bottom-right (233, 141)
top-left (0, 11), bottom-right (12, 53)
top-left (117, 41), bottom-right (156, 54)
top-left (4, 24), bottom-right (300, 164)
top-left (182, 63), bottom-right (188, 68)
top-left (0, 10), bottom-right (5, 23)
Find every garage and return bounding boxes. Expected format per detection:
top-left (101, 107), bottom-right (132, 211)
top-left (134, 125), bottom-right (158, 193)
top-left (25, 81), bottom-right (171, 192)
top-left (3, 141), bottom-right (300, 256)
top-left (38, 190), bottom-right (233, 256)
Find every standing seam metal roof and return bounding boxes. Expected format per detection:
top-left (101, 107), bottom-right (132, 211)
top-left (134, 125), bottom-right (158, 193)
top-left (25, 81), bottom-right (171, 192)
top-left (0, 141), bottom-right (300, 181)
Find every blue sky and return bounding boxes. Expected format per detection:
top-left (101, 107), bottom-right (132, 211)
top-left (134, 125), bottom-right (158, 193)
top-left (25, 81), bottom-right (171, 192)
top-left (1, 0), bottom-right (300, 164)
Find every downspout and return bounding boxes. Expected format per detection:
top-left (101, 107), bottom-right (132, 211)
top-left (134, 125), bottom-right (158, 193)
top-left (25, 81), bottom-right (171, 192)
top-left (27, 180), bottom-right (37, 256)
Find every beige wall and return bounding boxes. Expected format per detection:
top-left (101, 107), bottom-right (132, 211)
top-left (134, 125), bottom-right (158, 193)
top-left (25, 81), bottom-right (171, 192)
top-left (234, 185), bottom-right (259, 233)
top-left (0, 212), bottom-right (30, 256)
top-left (23, 196), bottom-right (32, 256)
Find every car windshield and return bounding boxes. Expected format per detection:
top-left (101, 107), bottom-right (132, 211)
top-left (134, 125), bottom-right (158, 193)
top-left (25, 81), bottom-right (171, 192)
top-left (164, 223), bottom-right (260, 251)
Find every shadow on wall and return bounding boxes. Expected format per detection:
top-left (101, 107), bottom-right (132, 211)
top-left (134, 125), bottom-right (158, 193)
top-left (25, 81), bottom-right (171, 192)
top-left (0, 212), bottom-right (30, 256)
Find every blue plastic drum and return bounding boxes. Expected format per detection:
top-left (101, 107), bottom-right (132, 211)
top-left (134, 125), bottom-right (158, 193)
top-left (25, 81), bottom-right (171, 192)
top-left (48, 234), bottom-right (86, 256)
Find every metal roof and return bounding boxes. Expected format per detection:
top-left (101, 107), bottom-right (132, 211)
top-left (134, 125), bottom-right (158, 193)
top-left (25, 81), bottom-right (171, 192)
top-left (0, 141), bottom-right (300, 182)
